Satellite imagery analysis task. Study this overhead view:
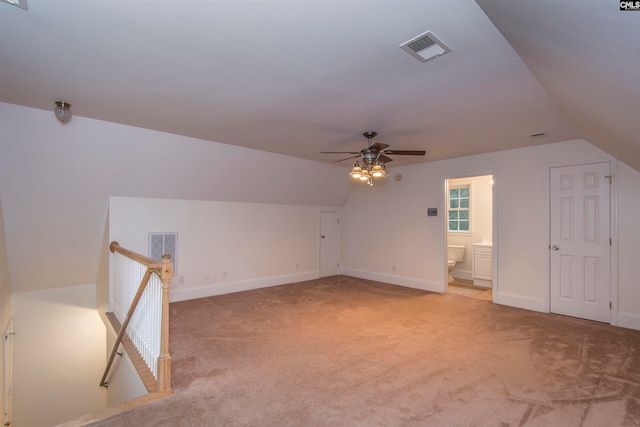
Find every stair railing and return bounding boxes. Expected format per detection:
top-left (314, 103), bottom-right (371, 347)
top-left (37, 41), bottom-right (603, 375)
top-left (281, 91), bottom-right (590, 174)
top-left (100, 241), bottom-right (172, 393)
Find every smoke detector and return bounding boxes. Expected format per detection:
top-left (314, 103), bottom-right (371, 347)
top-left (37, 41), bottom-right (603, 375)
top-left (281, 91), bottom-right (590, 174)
top-left (400, 31), bottom-right (451, 63)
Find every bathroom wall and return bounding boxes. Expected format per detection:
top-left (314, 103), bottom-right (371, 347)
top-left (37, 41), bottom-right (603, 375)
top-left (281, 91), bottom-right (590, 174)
top-left (447, 175), bottom-right (493, 280)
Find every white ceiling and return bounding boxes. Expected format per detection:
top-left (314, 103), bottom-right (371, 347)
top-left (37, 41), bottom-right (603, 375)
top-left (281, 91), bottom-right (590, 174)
top-left (0, 0), bottom-right (638, 169)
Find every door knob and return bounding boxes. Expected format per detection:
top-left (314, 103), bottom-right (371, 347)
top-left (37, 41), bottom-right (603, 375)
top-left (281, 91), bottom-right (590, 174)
top-left (552, 245), bottom-right (559, 251)
top-left (321, 235), bottom-right (326, 239)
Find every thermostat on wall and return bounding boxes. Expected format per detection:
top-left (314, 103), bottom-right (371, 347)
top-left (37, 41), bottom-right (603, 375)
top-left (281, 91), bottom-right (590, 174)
top-left (427, 208), bottom-right (437, 216)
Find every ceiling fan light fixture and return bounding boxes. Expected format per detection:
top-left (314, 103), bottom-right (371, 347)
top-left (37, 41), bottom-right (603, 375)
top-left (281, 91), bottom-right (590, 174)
top-left (370, 162), bottom-right (387, 178)
top-left (326, 131), bottom-right (425, 186)
top-left (349, 162), bottom-right (364, 179)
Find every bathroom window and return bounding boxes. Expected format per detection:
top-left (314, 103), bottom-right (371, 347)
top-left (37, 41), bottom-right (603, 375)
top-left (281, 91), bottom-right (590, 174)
top-left (448, 185), bottom-right (470, 232)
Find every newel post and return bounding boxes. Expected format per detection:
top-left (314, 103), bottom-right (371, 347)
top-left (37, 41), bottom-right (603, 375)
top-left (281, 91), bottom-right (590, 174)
top-left (157, 254), bottom-right (173, 392)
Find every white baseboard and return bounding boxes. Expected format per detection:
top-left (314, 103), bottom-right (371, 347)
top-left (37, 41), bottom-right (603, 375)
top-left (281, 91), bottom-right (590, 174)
top-left (453, 269), bottom-right (472, 281)
top-left (170, 271), bottom-right (319, 302)
top-left (494, 291), bottom-right (546, 313)
top-left (341, 267), bottom-right (442, 293)
top-left (616, 311), bottom-right (640, 331)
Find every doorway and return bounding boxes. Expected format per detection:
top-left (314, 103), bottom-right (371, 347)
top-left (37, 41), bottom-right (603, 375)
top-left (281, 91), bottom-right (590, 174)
top-left (444, 174), bottom-right (495, 301)
top-left (319, 211), bottom-right (340, 277)
top-left (3, 318), bottom-right (13, 427)
top-left (549, 162), bottom-right (611, 322)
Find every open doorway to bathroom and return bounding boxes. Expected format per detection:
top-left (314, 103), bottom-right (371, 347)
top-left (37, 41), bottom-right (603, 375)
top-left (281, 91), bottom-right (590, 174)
top-left (445, 174), bottom-right (494, 302)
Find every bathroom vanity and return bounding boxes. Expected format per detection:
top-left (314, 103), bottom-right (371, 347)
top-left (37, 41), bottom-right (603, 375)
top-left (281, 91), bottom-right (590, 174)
top-left (472, 243), bottom-right (493, 288)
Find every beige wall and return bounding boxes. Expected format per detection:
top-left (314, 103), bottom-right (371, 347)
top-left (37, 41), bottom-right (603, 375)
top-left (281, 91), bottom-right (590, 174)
top-left (103, 325), bottom-right (147, 407)
top-left (109, 197), bottom-right (336, 302)
top-left (0, 102), bottom-right (353, 295)
top-left (12, 284), bottom-right (106, 427)
top-left (341, 139), bottom-right (640, 329)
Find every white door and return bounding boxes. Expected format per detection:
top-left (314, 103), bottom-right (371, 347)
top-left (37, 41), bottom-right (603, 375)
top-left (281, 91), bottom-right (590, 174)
top-left (320, 211), bottom-right (340, 277)
top-left (550, 162), bottom-right (611, 322)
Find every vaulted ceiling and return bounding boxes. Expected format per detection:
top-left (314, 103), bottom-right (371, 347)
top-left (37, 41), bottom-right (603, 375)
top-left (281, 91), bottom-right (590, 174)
top-left (1, 0), bottom-right (638, 170)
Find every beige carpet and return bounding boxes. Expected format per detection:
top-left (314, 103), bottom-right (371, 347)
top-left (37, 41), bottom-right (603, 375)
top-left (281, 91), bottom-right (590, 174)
top-left (87, 276), bottom-right (640, 426)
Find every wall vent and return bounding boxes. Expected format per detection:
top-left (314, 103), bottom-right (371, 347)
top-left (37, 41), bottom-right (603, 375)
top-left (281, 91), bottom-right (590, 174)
top-left (149, 232), bottom-right (178, 275)
top-left (528, 131), bottom-right (548, 138)
top-left (399, 31), bottom-right (451, 63)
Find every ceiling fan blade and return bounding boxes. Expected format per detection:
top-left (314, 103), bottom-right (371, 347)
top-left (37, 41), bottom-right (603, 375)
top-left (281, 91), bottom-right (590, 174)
top-left (333, 155), bottom-right (361, 163)
top-left (383, 150), bottom-right (426, 156)
top-left (321, 151), bottom-right (361, 154)
top-left (369, 142), bottom-right (390, 151)
top-left (378, 154), bottom-right (393, 163)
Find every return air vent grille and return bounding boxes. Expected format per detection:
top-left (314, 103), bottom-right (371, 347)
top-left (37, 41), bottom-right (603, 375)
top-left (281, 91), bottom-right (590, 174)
top-left (407, 37), bottom-right (436, 52)
top-left (149, 232), bottom-right (178, 275)
top-left (400, 31), bottom-right (451, 63)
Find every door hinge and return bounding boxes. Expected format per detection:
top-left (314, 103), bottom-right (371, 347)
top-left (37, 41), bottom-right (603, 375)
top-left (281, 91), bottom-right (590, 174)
top-left (605, 175), bottom-right (612, 184)
top-left (609, 301), bottom-right (612, 310)
top-left (610, 238), bottom-right (613, 246)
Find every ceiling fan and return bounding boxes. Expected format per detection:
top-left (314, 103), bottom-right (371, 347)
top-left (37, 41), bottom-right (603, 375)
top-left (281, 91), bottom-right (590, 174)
top-left (321, 131), bottom-right (426, 184)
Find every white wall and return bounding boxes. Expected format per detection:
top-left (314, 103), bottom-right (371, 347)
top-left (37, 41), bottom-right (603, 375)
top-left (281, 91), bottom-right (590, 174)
top-left (103, 326), bottom-right (148, 407)
top-left (447, 175), bottom-right (493, 279)
top-left (0, 198), bottom-right (11, 423)
top-left (110, 197), bottom-right (337, 301)
top-left (0, 102), bottom-right (354, 295)
top-left (617, 161), bottom-right (640, 329)
top-left (342, 139), bottom-right (640, 326)
top-left (11, 284), bottom-right (106, 427)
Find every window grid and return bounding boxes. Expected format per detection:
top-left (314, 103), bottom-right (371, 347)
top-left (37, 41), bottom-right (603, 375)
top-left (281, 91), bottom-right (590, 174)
top-left (448, 185), bottom-right (470, 232)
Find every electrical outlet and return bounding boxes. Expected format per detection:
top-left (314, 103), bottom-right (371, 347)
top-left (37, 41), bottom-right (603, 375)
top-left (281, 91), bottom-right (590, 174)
top-left (178, 276), bottom-right (185, 284)
top-left (221, 270), bottom-right (227, 279)
top-left (392, 265), bottom-right (397, 273)
top-left (296, 263), bottom-right (300, 270)
top-left (204, 272), bottom-right (210, 281)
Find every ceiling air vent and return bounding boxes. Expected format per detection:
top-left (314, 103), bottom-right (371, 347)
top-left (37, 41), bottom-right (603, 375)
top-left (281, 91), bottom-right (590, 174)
top-left (400, 31), bottom-right (451, 63)
top-left (528, 131), bottom-right (548, 138)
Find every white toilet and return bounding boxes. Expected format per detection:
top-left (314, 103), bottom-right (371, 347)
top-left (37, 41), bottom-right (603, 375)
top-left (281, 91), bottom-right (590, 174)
top-left (447, 245), bottom-right (465, 283)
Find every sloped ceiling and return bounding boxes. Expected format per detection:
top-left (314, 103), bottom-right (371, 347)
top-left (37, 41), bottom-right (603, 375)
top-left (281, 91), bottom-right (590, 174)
top-left (476, 0), bottom-right (640, 171)
top-left (0, 1), bottom-right (637, 170)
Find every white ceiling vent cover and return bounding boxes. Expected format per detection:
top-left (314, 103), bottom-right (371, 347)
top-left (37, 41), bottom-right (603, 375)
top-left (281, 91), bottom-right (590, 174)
top-left (399, 31), bottom-right (451, 63)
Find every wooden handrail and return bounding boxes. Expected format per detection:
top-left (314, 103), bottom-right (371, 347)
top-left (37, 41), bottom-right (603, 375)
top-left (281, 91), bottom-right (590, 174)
top-left (110, 241), bottom-right (162, 270)
top-left (102, 241), bottom-right (172, 393)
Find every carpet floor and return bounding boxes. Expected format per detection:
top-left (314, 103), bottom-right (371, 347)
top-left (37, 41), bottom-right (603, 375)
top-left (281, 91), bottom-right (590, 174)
top-left (88, 276), bottom-right (640, 426)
